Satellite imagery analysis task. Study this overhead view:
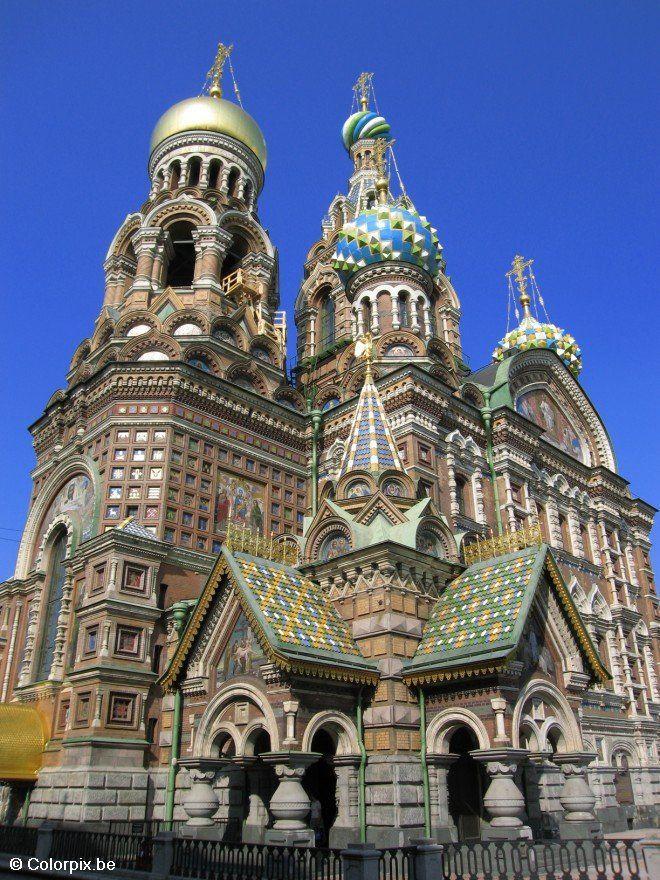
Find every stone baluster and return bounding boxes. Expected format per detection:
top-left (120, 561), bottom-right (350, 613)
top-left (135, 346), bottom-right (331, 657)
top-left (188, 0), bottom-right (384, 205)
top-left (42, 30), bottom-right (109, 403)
top-left (49, 567), bottom-right (74, 681)
top-left (553, 752), bottom-right (601, 839)
top-left (282, 701), bottom-right (299, 746)
top-left (369, 294), bottom-right (379, 335)
top-left (471, 748), bottom-right (532, 840)
top-left (391, 294), bottom-right (400, 330)
top-left (568, 506), bottom-right (584, 557)
top-left (422, 298), bottom-right (432, 340)
top-left (472, 469), bottom-right (486, 524)
top-left (410, 297), bottom-right (420, 333)
top-left (18, 589), bottom-right (43, 687)
top-left (262, 752), bottom-right (319, 846)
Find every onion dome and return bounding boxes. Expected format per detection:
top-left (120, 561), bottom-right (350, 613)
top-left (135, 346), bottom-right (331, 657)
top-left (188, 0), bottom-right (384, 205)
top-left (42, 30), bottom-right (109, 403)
top-left (493, 317), bottom-right (582, 376)
top-left (150, 43), bottom-right (267, 169)
top-left (493, 255), bottom-right (582, 377)
top-left (150, 96), bottom-right (267, 170)
top-left (342, 110), bottom-right (391, 151)
top-left (332, 205), bottom-right (442, 284)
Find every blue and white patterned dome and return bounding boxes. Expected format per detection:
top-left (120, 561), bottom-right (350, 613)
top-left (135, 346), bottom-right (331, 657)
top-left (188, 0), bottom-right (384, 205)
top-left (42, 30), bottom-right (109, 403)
top-left (342, 110), bottom-right (391, 150)
top-left (332, 205), bottom-right (442, 284)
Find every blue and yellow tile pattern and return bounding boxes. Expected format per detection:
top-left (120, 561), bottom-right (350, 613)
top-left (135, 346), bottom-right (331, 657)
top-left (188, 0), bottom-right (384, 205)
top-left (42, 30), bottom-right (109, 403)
top-left (338, 370), bottom-right (403, 477)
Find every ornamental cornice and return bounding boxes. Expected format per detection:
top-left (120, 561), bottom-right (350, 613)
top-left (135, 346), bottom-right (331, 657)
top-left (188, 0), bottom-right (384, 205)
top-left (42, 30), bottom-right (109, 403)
top-left (148, 131), bottom-right (264, 192)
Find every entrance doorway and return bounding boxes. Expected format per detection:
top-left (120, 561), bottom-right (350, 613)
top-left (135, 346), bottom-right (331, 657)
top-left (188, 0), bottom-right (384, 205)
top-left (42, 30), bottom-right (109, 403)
top-left (303, 729), bottom-right (338, 847)
top-left (446, 727), bottom-right (486, 841)
top-left (613, 752), bottom-right (635, 807)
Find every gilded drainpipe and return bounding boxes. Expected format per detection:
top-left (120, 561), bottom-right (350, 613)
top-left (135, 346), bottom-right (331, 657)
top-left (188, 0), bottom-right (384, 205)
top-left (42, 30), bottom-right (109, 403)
top-left (481, 389), bottom-right (503, 537)
top-left (310, 409), bottom-right (322, 517)
top-left (356, 689), bottom-right (367, 843)
top-left (164, 601), bottom-right (190, 830)
top-left (418, 689), bottom-right (431, 837)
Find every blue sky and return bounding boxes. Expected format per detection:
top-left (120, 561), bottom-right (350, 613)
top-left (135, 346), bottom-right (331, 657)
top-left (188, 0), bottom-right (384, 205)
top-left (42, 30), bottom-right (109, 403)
top-left (1, 1), bottom-right (658, 578)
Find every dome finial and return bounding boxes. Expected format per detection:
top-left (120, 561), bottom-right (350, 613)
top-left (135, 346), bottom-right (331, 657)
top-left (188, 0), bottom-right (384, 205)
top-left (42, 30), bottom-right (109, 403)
top-left (507, 254), bottom-right (534, 320)
top-left (353, 72), bottom-right (373, 112)
top-left (373, 137), bottom-right (392, 205)
top-left (206, 42), bottom-right (234, 99)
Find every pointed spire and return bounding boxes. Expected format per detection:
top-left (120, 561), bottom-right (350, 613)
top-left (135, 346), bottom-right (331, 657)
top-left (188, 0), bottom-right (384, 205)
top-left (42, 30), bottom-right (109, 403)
top-left (337, 335), bottom-right (405, 478)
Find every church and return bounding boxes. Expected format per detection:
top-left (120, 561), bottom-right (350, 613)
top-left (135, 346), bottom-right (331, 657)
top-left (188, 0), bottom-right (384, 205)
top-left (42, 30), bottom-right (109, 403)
top-left (0, 46), bottom-right (657, 847)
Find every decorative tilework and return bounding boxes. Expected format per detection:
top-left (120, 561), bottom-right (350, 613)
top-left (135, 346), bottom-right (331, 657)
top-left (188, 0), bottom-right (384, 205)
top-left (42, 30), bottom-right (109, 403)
top-left (234, 556), bottom-right (361, 657)
top-left (338, 370), bottom-right (404, 477)
top-left (415, 548), bottom-right (539, 659)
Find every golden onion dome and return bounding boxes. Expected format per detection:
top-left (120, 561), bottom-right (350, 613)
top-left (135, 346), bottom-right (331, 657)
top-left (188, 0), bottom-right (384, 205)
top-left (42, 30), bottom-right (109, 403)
top-left (150, 95), bottom-right (267, 170)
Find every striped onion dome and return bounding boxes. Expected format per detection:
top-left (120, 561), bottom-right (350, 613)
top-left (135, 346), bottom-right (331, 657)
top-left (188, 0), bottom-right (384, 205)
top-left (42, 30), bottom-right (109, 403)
top-left (342, 110), bottom-right (391, 150)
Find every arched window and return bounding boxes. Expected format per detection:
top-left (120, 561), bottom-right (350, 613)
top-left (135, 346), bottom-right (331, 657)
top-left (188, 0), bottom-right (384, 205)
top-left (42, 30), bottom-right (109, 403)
top-left (169, 161), bottom-right (181, 192)
top-left (362, 299), bottom-right (373, 331)
top-left (243, 180), bottom-right (254, 209)
top-left (35, 530), bottom-right (67, 681)
top-left (398, 292), bottom-right (411, 328)
top-left (320, 293), bottom-right (335, 348)
top-left (187, 156), bottom-right (201, 187)
top-left (226, 167), bottom-right (240, 198)
top-left (165, 221), bottom-right (196, 288)
top-left (207, 159), bottom-right (222, 190)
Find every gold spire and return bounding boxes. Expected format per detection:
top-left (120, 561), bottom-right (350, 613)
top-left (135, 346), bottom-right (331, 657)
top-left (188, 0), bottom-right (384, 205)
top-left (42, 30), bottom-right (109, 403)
top-left (373, 137), bottom-right (393, 205)
top-left (507, 254), bottom-right (534, 319)
top-left (207, 42), bottom-right (234, 99)
top-left (353, 72), bottom-right (373, 112)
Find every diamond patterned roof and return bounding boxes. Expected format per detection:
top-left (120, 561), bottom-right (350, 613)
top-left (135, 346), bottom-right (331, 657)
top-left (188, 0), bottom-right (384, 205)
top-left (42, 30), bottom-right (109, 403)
top-left (403, 545), bottom-right (608, 683)
top-left (493, 316), bottom-right (582, 377)
top-left (233, 555), bottom-right (361, 656)
top-left (338, 369), bottom-right (404, 477)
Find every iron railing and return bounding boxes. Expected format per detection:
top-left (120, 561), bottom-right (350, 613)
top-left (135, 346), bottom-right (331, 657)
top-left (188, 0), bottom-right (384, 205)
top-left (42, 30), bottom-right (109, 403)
top-left (172, 838), bottom-right (344, 880)
top-left (50, 827), bottom-right (153, 873)
top-left (379, 846), bottom-right (416, 880)
top-left (440, 839), bottom-right (646, 880)
top-left (0, 823), bottom-right (38, 856)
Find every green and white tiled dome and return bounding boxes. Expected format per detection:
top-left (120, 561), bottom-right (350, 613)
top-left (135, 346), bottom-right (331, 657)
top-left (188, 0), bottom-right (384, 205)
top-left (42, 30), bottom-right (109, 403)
top-left (493, 316), bottom-right (582, 376)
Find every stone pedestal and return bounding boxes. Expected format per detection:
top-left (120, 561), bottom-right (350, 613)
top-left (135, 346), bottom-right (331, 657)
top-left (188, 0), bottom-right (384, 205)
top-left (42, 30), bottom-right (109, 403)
top-left (179, 758), bottom-right (227, 828)
top-left (472, 748), bottom-right (532, 840)
top-left (331, 756), bottom-right (361, 849)
top-left (262, 751), bottom-right (320, 847)
top-left (427, 754), bottom-right (459, 842)
top-left (554, 752), bottom-right (602, 839)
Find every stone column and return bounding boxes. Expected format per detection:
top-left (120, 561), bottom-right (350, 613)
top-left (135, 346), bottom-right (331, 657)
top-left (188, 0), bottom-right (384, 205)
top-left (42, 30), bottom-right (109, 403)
top-left (553, 752), bottom-right (601, 839)
top-left (262, 751), bottom-right (319, 846)
top-left (490, 698), bottom-right (508, 744)
top-left (18, 587), bottom-right (43, 687)
top-left (237, 757), bottom-right (270, 844)
top-left (471, 748), bottom-right (532, 840)
top-left (369, 294), bottom-right (379, 335)
top-left (131, 227), bottom-right (162, 300)
top-left (282, 700), bottom-right (299, 747)
top-left (427, 754), bottom-right (458, 842)
top-left (421, 298), bottom-right (432, 340)
top-left (410, 297), bottom-right (420, 333)
top-left (332, 756), bottom-right (360, 848)
top-left (178, 758), bottom-right (228, 831)
top-left (391, 294), bottom-right (400, 330)
top-left (192, 226), bottom-right (232, 302)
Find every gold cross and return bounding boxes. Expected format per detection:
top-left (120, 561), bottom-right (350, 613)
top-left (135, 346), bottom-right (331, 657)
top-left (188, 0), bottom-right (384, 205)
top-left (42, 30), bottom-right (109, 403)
top-left (207, 42), bottom-right (233, 98)
top-left (353, 72), bottom-right (373, 112)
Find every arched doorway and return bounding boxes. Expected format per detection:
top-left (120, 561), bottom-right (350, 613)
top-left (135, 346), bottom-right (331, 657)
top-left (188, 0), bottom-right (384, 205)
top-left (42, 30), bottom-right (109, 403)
top-left (303, 729), bottom-right (338, 847)
top-left (242, 728), bottom-right (276, 844)
top-left (446, 727), bottom-right (486, 841)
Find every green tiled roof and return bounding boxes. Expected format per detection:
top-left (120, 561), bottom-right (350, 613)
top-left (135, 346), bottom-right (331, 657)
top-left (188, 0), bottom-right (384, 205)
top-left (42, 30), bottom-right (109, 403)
top-left (403, 545), bottom-right (608, 684)
top-left (162, 548), bottom-right (378, 689)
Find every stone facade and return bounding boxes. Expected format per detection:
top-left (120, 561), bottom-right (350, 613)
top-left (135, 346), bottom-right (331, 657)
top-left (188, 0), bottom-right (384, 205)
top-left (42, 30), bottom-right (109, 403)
top-left (0, 56), bottom-right (658, 845)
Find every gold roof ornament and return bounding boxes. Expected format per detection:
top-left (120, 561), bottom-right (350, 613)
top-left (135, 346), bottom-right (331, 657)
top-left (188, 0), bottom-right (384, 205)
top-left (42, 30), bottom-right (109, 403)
top-left (150, 42), bottom-right (267, 170)
top-left (0, 703), bottom-right (46, 780)
top-left (353, 72), bottom-right (374, 112)
top-left (372, 137), bottom-right (393, 204)
top-left (507, 254), bottom-right (534, 319)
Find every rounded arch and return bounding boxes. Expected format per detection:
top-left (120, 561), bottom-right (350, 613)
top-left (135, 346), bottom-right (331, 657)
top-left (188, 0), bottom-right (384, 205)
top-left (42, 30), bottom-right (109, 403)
top-left (426, 708), bottom-right (490, 754)
top-left (208, 722), bottom-right (239, 758)
top-left (218, 210), bottom-right (275, 259)
top-left (301, 710), bottom-right (361, 757)
top-left (68, 339), bottom-right (91, 372)
top-left (162, 309), bottom-right (209, 337)
top-left (115, 311), bottom-right (160, 338)
top-left (15, 458), bottom-right (100, 580)
top-left (225, 363), bottom-right (269, 396)
top-left (144, 196), bottom-right (216, 229)
top-left (272, 388), bottom-right (305, 412)
top-left (105, 213), bottom-right (143, 261)
top-left (512, 679), bottom-right (582, 752)
top-left (184, 345), bottom-right (222, 377)
top-left (609, 740), bottom-right (641, 767)
top-left (120, 332), bottom-right (181, 363)
top-left (195, 682), bottom-right (280, 758)
top-left (305, 519), bottom-right (353, 564)
top-left (211, 318), bottom-right (248, 351)
top-left (377, 330), bottom-right (426, 359)
top-left (242, 720), bottom-right (273, 757)
top-left (415, 517), bottom-right (457, 561)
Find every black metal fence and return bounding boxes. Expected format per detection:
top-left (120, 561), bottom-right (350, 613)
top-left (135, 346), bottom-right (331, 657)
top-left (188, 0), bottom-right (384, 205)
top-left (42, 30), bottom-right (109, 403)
top-left (172, 837), bottom-right (344, 880)
top-left (441, 839), bottom-right (646, 880)
top-left (50, 827), bottom-right (153, 872)
top-left (0, 823), bottom-right (38, 856)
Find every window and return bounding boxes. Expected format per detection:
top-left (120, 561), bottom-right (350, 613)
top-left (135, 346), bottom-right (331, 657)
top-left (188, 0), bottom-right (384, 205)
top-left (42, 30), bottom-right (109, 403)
top-left (114, 449), bottom-right (127, 461)
top-left (511, 482), bottom-right (523, 505)
top-left (75, 692), bottom-right (91, 724)
top-left (133, 448), bottom-right (146, 461)
top-left (189, 437), bottom-right (199, 452)
top-left (84, 626), bottom-right (99, 656)
top-left (108, 486), bottom-right (122, 499)
top-left (117, 430), bottom-right (130, 441)
top-left (559, 514), bottom-right (572, 552)
top-left (418, 444), bottom-right (431, 464)
top-left (165, 221), bottom-right (196, 287)
top-left (123, 565), bottom-right (147, 592)
top-left (398, 292), bottom-right (411, 328)
top-left (182, 512), bottom-right (193, 526)
top-left (135, 431), bottom-right (148, 442)
top-left (92, 564), bottom-right (106, 592)
top-left (164, 528), bottom-right (175, 543)
top-left (154, 430), bottom-right (167, 442)
top-left (319, 292), bottom-right (335, 347)
top-left (57, 700), bottom-right (70, 730)
top-left (106, 505), bottom-right (120, 519)
top-left (115, 626), bottom-right (141, 657)
top-left (198, 517), bottom-right (208, 531)
top-left (108, 693), bottom-right (135, 725)
top-left (455, 474), bottom-right (470, 517)
top-left (152, 449), bottom-right (165, 461)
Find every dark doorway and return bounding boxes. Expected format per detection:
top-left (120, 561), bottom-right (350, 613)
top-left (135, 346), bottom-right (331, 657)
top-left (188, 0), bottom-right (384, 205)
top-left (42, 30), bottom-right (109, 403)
top-left (447, 727), bottom-right (486, 841)
top-left (303, 729), bottom-right (338, 847)
top-left (613, 753), bottom-right (635, 807)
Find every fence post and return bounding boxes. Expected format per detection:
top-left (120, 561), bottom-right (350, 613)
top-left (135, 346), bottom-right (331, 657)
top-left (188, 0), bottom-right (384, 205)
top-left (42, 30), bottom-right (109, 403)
top-left (341, 843), bottom-right (382, 880)
top-left (409, 838), bottom-right (444, 880)
top-left (151, 831), bottom-right (175, 879)
top-left (641, 837), bottom-right (660, 880)
top-left (35, 822), bottom-right (55, 860)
